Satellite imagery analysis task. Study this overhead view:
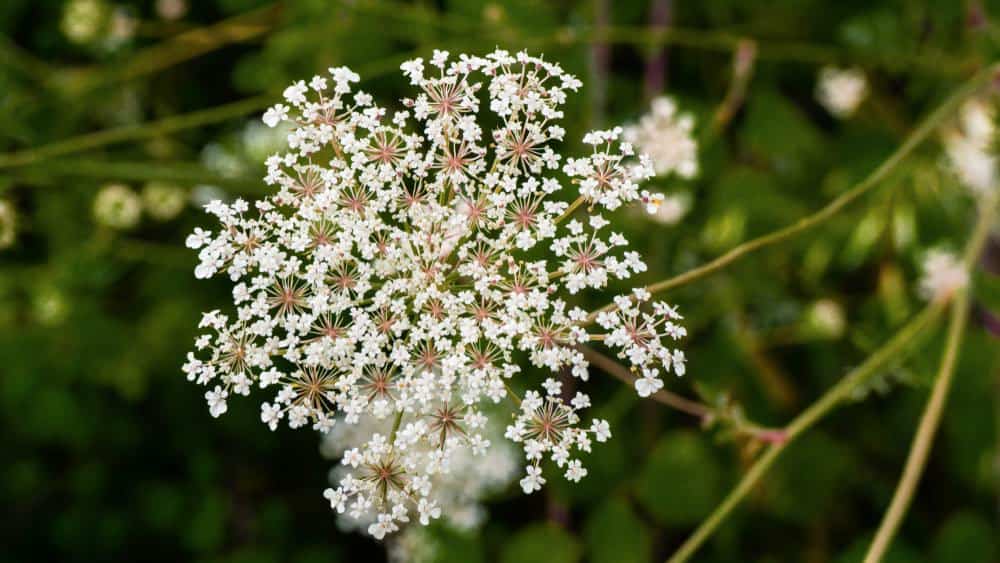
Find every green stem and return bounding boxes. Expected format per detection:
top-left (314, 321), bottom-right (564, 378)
top-left (863, 295), bottom-right (969, 563)
top-left (579, 345), bottom-right (710, 419)
top-left (666, 301), bottom-right (947, 563)
top-left (63, 4), bottom-right (282, 93)
top-left (0, 50), bottom-right (413, 170)
top-left (555, 196), bottom-right (587, 225)
top-left (550, 26), bottom-right (974, 76)
top-left (0, 96), bottom-right (270, 169)
top-left (388, 411), bottom-right (405, 445)
top-left (8, 158), bottom-right (266, 193)
top-left (586, 62), bottom-right (999, 325)
top-left (863, 198), bottom-right (997, 563)
top-left (666, 197), bottom-right (997, 563)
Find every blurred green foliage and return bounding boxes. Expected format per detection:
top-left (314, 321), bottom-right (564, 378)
top-left (2, 0), bottom-right (1000, 562)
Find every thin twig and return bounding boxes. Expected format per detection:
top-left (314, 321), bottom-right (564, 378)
top-left (580, 345), bottom-right (709, 418)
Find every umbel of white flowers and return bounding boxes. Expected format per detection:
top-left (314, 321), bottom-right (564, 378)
top-left (183, 49), bottom-right (691, 539)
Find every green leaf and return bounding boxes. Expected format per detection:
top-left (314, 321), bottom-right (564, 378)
top-left (634, 431), bottom-right (723, 526)
top-left (500, 523), bottom-right (580, 563)
top-left (931, 511), bottom-right (997, 563)
top-left (584, 497), bottom-right (651, 563)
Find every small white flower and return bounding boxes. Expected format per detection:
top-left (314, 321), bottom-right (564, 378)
top-left (816, 67), bottom-right (867, 118)
top-left (918, 250), bottom-right (968, 302)
top-left (635, 374), bottom-right (664, 398)
top-left (262, 104), bottom-right (289, 127)
top-left (564, 459), bottom-right (587, 482)
top-left (520, 465), bottom-right (546, 494)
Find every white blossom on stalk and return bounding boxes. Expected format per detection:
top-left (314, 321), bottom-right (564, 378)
top-left (183, 49), bottom-right (689, 536)
top-left (816, 67), bottom-right (868, 118)
top-left (623, 96), bottom-right (698, 179)
top-left (918, 250), bottom-right (968, 302)
top-left (943, 99), bottom-right (996, 197)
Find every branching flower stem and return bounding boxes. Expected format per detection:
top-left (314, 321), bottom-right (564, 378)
top-left (665, 198), bottom-right (997, 563)
top-left (580, 345), bottom-right (785, 442)
top-left (580, 345), bottom-right (707, 418)
top-left (586, 62), bottom-right (1000, 326)
top-left (666, 300), bottom-right (947, 563)
top-left (863, 196), bottom-right (998, 563)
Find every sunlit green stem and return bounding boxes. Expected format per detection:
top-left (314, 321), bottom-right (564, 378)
top-left (863, 197), bottom-right (997, 563)
top-left (666, 301), bottom-right (946, 563)
top-left (554, 196), bottom-right (587, 225)
top-left (0, 97), bottom-right (270, 169)
top-left (7, 158), bottom-right (265, 193)
top-left (585, 62), bottom-right (999, 326)
top-left (666, 197), bottom-right (997, 563)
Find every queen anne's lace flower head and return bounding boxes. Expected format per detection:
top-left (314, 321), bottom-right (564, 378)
top-left (184, 49), bottom-right (689, 536)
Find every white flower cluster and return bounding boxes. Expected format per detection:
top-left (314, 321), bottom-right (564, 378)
top-left (183, 49), bottom-right (688, 537)
top-left (918, 250), bottom-right (968, 302)
top-left (944, 99), bottom-right (996, 197)
top-left (321, 412), bottom-right (518, 537)
top-left (623, 96), bottom-right (698, 179)
top-left (816, 67), bottom-right (868, 119)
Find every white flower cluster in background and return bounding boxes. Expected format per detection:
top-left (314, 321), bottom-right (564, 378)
top-left (61, 0), bottom-right (136, 50)
top-left (93, 183), bottom-right (142, 229)
top-left (918, 250), bottom-right (968, 302)
top-left (816, 67), bottom-right (868, 118)
top-left (624, 97), bottom-right (698, 179)
top-left (943, 99), bottom-right (996, 197)
top-left (321, 412), bottom-right (518, 537)
top-left (183, 49), bottom-right (690, 537)
top-left (643, 191), bottom-right (692, 226)
top-left (93, 182), bottom-right (188, 229)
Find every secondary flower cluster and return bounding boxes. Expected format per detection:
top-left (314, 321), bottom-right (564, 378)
top-left (183, 49), bottom-right (689, 537)
top-left (321, 411), bottom-right (518, 537)
top-left (816, 67), bottom-right (868, 119)
top-left (944, 98), bottom-right (997, 197)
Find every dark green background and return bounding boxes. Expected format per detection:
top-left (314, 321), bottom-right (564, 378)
top-left (2, 1), bottom-right (999, 562)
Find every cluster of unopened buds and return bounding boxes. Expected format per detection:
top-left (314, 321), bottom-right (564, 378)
top-left (183, 48), bottom-right (692, 539)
